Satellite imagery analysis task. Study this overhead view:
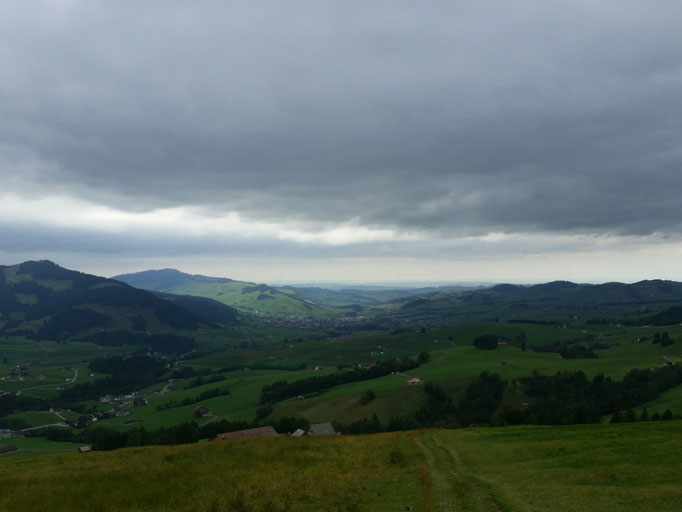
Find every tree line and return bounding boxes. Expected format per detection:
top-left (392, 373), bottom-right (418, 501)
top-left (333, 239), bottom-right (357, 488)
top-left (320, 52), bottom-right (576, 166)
top-left (337, 364), bottom-right (681, 433)
top-left (156, 387), bottom-right (231, 411)
top-left (259, 353), bottom-right (429, 404)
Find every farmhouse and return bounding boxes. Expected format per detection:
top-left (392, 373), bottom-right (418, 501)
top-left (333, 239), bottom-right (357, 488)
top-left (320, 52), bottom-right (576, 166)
top-left (407, 376), bottom-right (422, 385)
top-left (215, 426), bottom-right (278, 440)
top-left (78, 446), bottom-right (91, 453)
top-left (308, 422), bottom-right (337, 436)
top-left (194, 406), bottom-right (211, 417)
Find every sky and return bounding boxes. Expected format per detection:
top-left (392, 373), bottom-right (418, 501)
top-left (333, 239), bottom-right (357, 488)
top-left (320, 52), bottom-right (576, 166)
top-left (2, 1), bottom-right (682, 284)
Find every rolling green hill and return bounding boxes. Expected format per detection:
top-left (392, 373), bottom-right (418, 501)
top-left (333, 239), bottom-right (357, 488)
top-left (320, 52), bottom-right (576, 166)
top-left (280, 284), bottom-right (476, 307)
top-left (113, 268), bottom-right (344, 318)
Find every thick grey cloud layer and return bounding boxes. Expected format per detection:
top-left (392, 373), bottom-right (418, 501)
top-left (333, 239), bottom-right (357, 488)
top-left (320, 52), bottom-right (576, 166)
top-left (1, 1), bottom-right (682, 246)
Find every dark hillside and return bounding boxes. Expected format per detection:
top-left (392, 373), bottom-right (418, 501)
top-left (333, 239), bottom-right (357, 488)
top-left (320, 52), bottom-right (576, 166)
top-left (0, 261), bottom-right (203, 351)
top-left (383, 279), bottom-right (682, 325)
top-left (154, 292), bottom-right (239, 325)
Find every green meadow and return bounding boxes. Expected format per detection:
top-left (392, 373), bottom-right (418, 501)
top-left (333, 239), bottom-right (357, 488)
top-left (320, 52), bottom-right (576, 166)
top-left (5, 321), bottom-right (681, 433)
top-left (1, 421), bottom-right (679, 511)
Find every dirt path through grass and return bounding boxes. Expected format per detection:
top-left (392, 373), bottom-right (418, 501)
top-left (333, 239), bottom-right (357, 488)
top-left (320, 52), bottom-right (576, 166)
top-left (417, 431), bottom-right (508, 512)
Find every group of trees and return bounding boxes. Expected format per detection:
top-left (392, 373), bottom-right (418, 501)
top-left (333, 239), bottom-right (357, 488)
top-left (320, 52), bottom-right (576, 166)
top-left (156, 387), bottom-right (230, 411)
top-left (499, 365), bottom-right (682, 426)
top-left (342, 362), bottom-right (682, 433)
top-left (652, 331), bottom-right (674, 347)
top-left (531, 339), bottom-right (600, 359)
top-left (338, 371), bottom-right (505, 433)
top-left (82, 331), bottom-right (197, 354)
top-left (610, 407), bottom-right (674, 423)
top-left (259, 354), bottom-right (428, 404)
top-left (183, 374), bottom-right (226, 389)
top-left (58, 356), bottom-right (167, 403)
top-left (473, 335), bottom-right (499, 350)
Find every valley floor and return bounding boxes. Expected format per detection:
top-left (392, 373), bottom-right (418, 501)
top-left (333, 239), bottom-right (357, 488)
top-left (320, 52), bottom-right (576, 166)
top-left (1, 421), bottom-right (680, 511)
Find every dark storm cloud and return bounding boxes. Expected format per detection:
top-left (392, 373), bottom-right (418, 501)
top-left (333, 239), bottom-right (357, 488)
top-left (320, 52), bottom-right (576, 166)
top-left (1, 1), bottom-right (682, 237)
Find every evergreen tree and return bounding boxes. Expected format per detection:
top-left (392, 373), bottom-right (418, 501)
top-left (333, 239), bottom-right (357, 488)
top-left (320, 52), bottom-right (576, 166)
top-left (639, 408), bottom-right (648, 421)
top-left (417, 351), bottom-right (431, 364)
top-left (662, 409), bottom-right (673, 420)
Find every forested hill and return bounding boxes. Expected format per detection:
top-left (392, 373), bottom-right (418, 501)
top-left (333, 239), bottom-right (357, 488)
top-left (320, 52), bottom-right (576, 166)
top-left (378, 279), bottom-right (682, 324)
top-left (0, 261), bottom-right (215, 353)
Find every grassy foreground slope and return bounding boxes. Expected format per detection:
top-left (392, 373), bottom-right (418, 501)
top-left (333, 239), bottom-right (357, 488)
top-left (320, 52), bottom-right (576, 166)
top-left (2, 421), bottom-right (680, 512)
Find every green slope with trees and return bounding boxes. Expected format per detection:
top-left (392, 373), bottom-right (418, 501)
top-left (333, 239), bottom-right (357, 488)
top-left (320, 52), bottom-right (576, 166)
top-left (114, 268), bottom-right (345, 318)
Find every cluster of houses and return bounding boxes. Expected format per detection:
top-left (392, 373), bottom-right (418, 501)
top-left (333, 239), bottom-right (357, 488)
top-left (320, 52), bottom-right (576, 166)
top-left (1, 362), bottom-right (31, 383)
top-left (0, 429), bottom-right (24, 440)
top-left (100, 392), bottom-right (153, 406)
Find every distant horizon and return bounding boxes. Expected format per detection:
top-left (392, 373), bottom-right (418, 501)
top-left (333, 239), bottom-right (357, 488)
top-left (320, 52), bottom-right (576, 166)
top-left (3, 257), bottom-right (678, 289)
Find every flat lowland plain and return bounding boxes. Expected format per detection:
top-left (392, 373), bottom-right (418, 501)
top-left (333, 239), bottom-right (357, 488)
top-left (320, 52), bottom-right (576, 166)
top-left (1, 421), bottom-right (680, 512)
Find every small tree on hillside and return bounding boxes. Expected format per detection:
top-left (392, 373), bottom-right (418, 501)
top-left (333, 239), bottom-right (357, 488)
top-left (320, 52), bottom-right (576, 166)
top-left (473, 335), bottom-right (498, 350)
top-left (360, 389), bottom-right (377, 405)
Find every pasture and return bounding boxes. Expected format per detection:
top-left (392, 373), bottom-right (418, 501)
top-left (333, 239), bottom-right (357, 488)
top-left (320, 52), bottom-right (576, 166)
top-left (1, 421), bottom-right (679, 511)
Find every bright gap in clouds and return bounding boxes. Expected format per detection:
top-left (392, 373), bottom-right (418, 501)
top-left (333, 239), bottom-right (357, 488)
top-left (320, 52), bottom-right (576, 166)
top-left (0, 193), bottom-right (407, 245)
top-left (2, 193), bottom-right (682, 285)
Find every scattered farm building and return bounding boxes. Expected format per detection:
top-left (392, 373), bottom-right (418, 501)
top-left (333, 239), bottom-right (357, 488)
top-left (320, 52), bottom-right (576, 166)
top-left (78, 446), bottom-right (91, 453)
top-left (0, 445), bottom-right (18, 454)
top-left (308, 423), bottom-right (337, 436)
top-left (407, 376), bottom-right (422, 385)
top-left (291, 428), bottom-right (305, 437)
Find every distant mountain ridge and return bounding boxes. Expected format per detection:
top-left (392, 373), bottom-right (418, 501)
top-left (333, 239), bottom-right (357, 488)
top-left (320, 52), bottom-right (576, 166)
top-left (113, 268), bottom-right (235, 291)
top-left (381, 278), bottom-right (682, 324)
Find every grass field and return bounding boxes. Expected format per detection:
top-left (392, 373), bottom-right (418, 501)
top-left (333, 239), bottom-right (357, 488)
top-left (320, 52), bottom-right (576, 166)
top-left (638, 383), bottom-right (682, 417)
top-left (1, 421), bottom-right (680, 511)
top-left (0, 436), bottom-right (83, 456)
top-left (419, 421), bottom-right (682, 511)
